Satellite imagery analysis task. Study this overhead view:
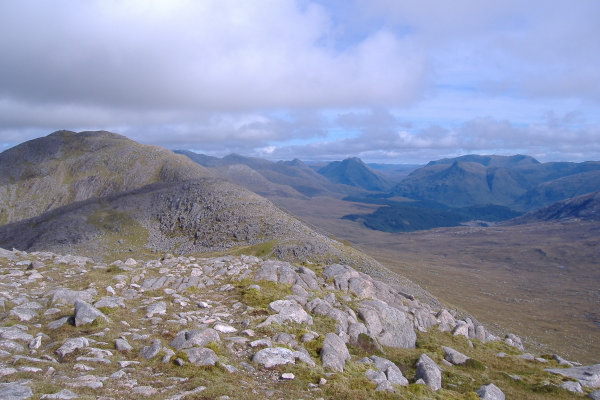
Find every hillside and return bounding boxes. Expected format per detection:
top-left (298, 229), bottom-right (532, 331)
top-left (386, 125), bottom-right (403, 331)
top-left (391, 155), bottom-right (600, 210)
top-left (1, 247), bottom-right (596, 399)
top-left (317, 157), bottom-right (394, 191)
top-left (507, 190), bottom-right (600, 224)
top-left (0, 130), bottom-right (211, 225)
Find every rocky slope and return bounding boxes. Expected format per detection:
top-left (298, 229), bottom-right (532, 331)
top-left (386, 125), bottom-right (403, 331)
top-left (2, 247), bottom-right (597, 400)
top-left (507, 190), bottom-right (600, 224)
top-left (0, 130), bottom-right (211, 226)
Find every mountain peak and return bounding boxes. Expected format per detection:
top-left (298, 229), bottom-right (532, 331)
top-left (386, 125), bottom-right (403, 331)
top-left (318, 157), bottom-right (392, 191)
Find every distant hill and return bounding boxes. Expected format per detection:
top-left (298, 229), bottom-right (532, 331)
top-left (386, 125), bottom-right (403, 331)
top-left (317, 157), bottom-right (394, 191)
top-left (391, 154), bottom-right (600, 210)
top-left (0, 130), bottom-right (211, 225)
top-left (507, 190), bottom-right (600, 224)
top-left (176, 150), bottom-right (361, 198)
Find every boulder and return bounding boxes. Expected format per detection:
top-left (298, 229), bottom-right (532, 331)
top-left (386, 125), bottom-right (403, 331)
top-left (252, 347), bottom-right (296, 368)
top-left (321, 333), bottom-right (350, 372)
top-left (55, 337), bottom-right (89, 359)
top-left (560, 381), bottom-right (583, 393)
top-left (357, 299), bottom-right (416, 348)
top-left (184, 347), bottom-right (218, 366)
top-left (169, 328), bottom-right (220, 350)
top-left (546, 364), bottom-right (600, 388)
top-left (73, 301), bottom-right (107, 326)
top-left (476, 383), bottom-right (505, 400)
top-left (415, 353), bottom-right (442, 391)
top-left (0, 383), bottom-right (33, 400)
top-left (443, 346), bottom-right (469, 365)
top-left (49, 289), bottom-right (93, 305)
top-left (588, 390), bottom-right (600, 400)
top-left (140, 339), bottom-right (162, 359)
top-left (258, 299), bottom-right (313, 327)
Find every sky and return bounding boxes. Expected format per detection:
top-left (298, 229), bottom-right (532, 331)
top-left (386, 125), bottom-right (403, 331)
top-left (1, 0), bottom-right (599, 164)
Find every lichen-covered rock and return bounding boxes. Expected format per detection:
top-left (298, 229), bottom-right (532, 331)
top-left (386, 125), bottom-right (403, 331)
top-left (140, 339), bottom-right (162, 359)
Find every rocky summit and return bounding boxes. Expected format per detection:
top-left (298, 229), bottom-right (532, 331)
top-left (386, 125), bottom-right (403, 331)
top-left (1, 247), bottom-right (597, 400)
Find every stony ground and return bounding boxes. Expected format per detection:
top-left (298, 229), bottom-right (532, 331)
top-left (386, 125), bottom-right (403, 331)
top-left (1, 247), bottom-right (598, 400)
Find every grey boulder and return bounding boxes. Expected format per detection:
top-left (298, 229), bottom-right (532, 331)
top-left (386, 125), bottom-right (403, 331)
top-left (184, 347), bottom-right (218, 366)
top-left (73, 301), bottom-right (107, 327)
top-left (476, 383), bottom-right (505, 400)
top-left (321, 333), bottom-right (350, 372)
top-left (443, 346), bottom-right (469, 365)
top-left (415, 353), bottom-right (442, 391)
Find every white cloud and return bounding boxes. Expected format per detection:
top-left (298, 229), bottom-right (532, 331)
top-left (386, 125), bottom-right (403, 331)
top-left (0, 0), bottom-right (599, 163)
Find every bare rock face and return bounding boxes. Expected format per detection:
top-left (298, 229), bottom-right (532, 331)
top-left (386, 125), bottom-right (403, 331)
top-left (476, 383), bottom-right (505, 400)
top-left (415, 354), bottom-right (442, 391)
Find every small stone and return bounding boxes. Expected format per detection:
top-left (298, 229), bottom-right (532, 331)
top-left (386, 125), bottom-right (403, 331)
top-left (280, 373), bottom-right (295, 380)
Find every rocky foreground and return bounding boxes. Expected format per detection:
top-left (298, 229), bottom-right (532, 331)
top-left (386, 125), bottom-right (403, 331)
top-left (0, 248), bottom-right (598, 400)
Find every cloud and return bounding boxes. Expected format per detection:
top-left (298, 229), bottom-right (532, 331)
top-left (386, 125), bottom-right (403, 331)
top-left (0, 0), bottom-right (598, 163)
top-left (0, 0), bottom-right (425, 112)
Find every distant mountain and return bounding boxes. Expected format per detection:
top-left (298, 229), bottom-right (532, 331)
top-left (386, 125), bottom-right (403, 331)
top-left (317, 157), bottom-right (394, 191)
top-left (391, 154), bottom-right (600, 210)
top-left (507, 190), bottom-right (600, 224)
top-left (0, 130), bottom-right (210, 225)
top-left (176, 150), bottom-right (360, 198)
top-left (426, 154), bottom-right (540, 168)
